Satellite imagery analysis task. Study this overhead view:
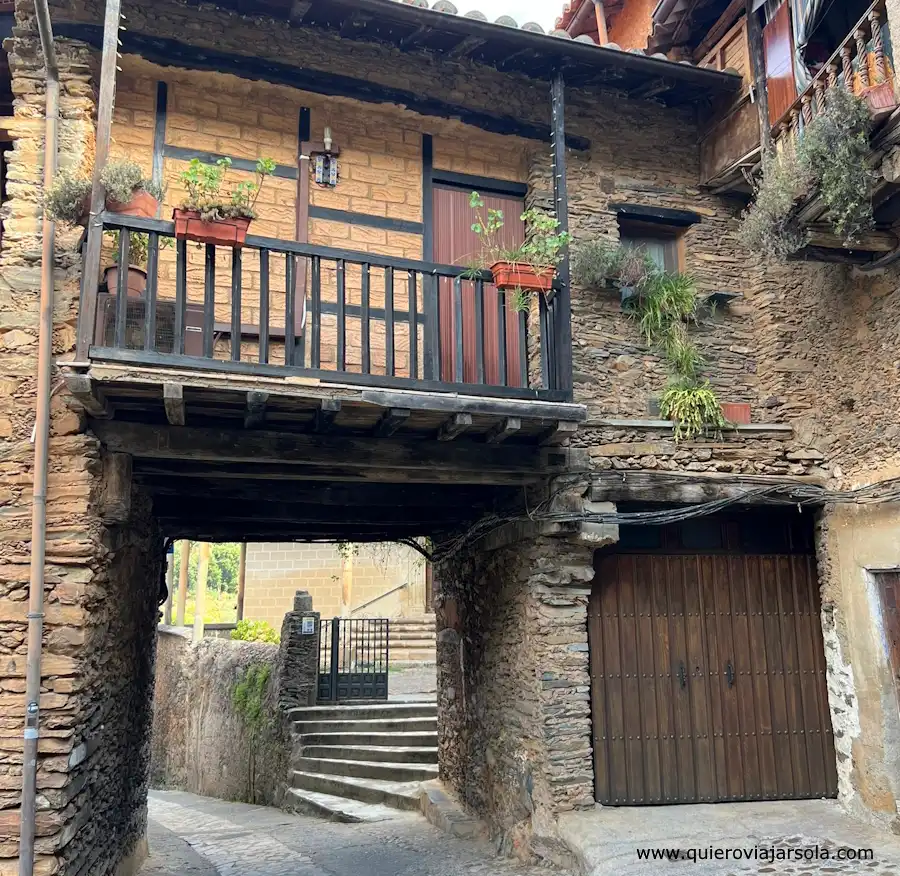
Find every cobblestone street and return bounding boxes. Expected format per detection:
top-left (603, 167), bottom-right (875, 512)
top-left (141, 790), bottom-right (559, 876)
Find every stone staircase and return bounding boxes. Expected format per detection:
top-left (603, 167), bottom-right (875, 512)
top-left (388, 615), bottom-right (436, 664)
top-left (286, 701), bottom-right (438, 822)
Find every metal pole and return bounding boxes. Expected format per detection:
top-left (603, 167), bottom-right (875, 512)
top-left (20, 6), bottom-right (58, 875)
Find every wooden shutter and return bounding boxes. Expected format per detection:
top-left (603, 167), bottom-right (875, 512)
top-left (763, 1), bottom-right (797, 124)
top-left (432, 185), bottom-right (525, 387)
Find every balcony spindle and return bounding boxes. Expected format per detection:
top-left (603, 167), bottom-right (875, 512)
top-left (203, 244), bottom-right (215, 358)
top-left (789, 109), bottom-right (800, 149)
top-left (407, 271), bottom-right (417, 379)
top-left (310, 256), bottom-right (320, 368)
top-left (174, 239), bottom-right (187, 356)
top-left (143, 232), bottom-right (159, 352)
top-left (855, 28), bottom-right (870, 88)
top-left (841, 44), bottom-right (854, 90)
top-left (361, 262), bottom-right (371, 375)
top-left (114, 230), bottom-right (130, 349)
top-left (259, 249), bottom-right (269, 365)
top-left (497, 290), bottom-right (507, 387)
top-left (870, 9), bottom-right (886, 83)
top-left (474, 279), bottom-right (485, 385)
top-left (453, 276), bottom-right (464, 384)
top-left (384, 266), bottom-right (394, 377)
top-left (230, 248), bottom-right (242, 362)
top-left (336, 259), bottom-right (346, 371)
top-left (827, 63), bottom-right (839, 89)
top-left (285, 254), bottom-right (296, 366)
top-left (813, 78), bottom-right (826, 114)
top-left (801, 94), bottom-right (813, 124)
top-left (518, 308), bottom-right (528, 388)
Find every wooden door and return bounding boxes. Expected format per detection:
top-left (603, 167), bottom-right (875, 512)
top-left (432, 185), bottom-right (524, 386)
top-left (589, 550), bottom-right (837, 804)
top-left (763, 1), bottom-right (797, 124)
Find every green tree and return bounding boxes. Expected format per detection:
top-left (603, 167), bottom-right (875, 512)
top-left (173, 542), bottom-right (242, 595)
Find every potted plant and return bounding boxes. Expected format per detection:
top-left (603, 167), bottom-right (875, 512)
top-left (467, 192), bottom-right (570, 301)
top-left (100, 159), bottom-right (163, 218)
top-left (103, 231), bottom-right (173, 297)
top-left (571, 238), bottom-right (658, 305)
top-left (173, 156), bottom-right (276, 247)
top-left (43, 171), bottom-right (93, 225)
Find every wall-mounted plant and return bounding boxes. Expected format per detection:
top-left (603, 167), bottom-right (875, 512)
top-left (43, 171), bottom-right (93, 225)
top-left (738, 88), bottom-right (875, 260)
top-left (173, 156), bottom-right (276, 247)
top-left (101, 159), bottom-right (163, 219)
top-left (466, 191), bottom-right (571, 312)
top-left (571, 238), bottom-right (657, 303)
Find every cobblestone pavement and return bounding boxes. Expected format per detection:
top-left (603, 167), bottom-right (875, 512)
top-left (142, 790), bottom-right (561, 876)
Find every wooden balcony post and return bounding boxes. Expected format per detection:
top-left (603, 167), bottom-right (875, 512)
top-left (790, 109), bottom-right (800, 148)
top-left (827, 63), bottom-right (839, 89)
top-left (813, 78), bottom-right (826, 114)
top-left (870, 9), bottom-right (887, 83)
top-left (855, 28), bottom-right (871, 88)
top-left (550, 70), bottom-right (573, 400)
top-left (841, 44), bottom-right (854, 90)
top-left (75, 0), bottom-right (123, 361)
top-left (801, 94), bottom-right (813, 124)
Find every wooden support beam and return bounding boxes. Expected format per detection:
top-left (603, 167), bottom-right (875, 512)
top-left (629, 77), bottom-right (674, 99)
top-left (193, 541), bottom-right (210, 641)
top-left (486, 417), bottom-right (521, 444)
top-left (237, 543), bottom-right (246, 622)
top-left (99, 452), bottom-right (132, 524)
top-left (399, 24), bottom-right (432, 48)
top-left (163, 383), bottom-right (186, 426)
top-left (175, 540), bottom-right (190, 626)
top-left (245, 390), bottom-right (268, 429)
top-left (373, 407), bottom-right (411, 437)
top-left (805, 225), bottom-right (898, 252)
top-left (437, 413), bottom-right (472, 442)
top-left (692, 0), bottom-right (746, 62)
top-left (64, 374), bottom-right (111, 419)
top-left (314, 398), bottom-right (341, 433)
top-left (593, 0), bottom-right (608, 44)
top-left (540, 420), bottom-right (579, 446)
top-left (447, 34), bottom-right (486, 59)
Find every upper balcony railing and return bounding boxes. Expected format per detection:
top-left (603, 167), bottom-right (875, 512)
top-left (772, 0), bottom-right (897, 152)
top-left (82, 213), bottom-right (572, 402)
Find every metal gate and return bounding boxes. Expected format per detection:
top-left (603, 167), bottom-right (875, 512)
top-left (317, 618), bottom-right (390, 702)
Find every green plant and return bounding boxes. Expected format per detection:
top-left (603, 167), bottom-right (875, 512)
top-left (518, 206), bottom-right (571, 269)
top-left (232, 663), bottom-right (271, 739)
top-left (660, 378), bottom-right (727, 441)
top-left (571, 238), bottom-right (657, 290)
top-left (231, 619), bottom-right (280, 644)
top-left (179, 156), bottom-right (276, 222)
top-left (43, 171), bottom-right (92, 224)
top-left (106, 230), bottom-right (173, 269)
top-left (100, 158), bottom-right (163, 203)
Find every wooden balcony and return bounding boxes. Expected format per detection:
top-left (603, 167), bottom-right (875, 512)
top-left (69, 213), bottom-right (584, 453)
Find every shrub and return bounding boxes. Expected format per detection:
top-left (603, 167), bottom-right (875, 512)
top-left (231, 619), bottom-right (280, 644)
top-left (43, 171), bottom-right (92, 224)
top-left (571, 238), bottom-right (657, 290)
top-left (232, 663), bottom-right (271, 739)
top-left (100, 158), bottom-right (163, 203)
top-left (660, 378), bottom-right (727, 441)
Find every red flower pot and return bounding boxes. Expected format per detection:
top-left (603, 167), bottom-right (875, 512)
top-left (107, 190), bottom-right (160, 219)
top-left (862, 81), bottom-right (898, 113)
top-left (489, 261), bottom-right (553, 293)
top-left (721, 402), bottom-right (751, 425)
top-left (104, 265), bottom-right (147, 298)
top-left (173, 208), bottom-right (252, 247)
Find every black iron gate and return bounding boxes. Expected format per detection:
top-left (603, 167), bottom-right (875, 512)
top-left (317, 617), bottom-right (390, 702)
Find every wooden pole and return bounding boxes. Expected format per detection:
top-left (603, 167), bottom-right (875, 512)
top-left (236, 542), bottom-right (247, 621)
top-left (593, 0), bottom-right (608, 44)
top-left (341, 547), bottom-right (353, 616)
top-left (193, 542), bottom-right (211, 641)
top-left (163, 548), bottom-right (175, 625)
top-left (175, 539), bottom-right (190, 626)
top-left (75, 0), bottom-right (123, 360)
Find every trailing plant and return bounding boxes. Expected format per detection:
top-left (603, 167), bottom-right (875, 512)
top-left (231, 619), bottom-right (280, 644)
top-left (43, 171), bottom-right (92, 224)
top-left (232, 663), bottom-right (272, 740)
top-left (571, 238), bottom-right (657, 291)
top-left (660, 378), bottom-right (727, 442)
top-left (100, 158), bottom-right (163, 203)
top-left (178, 156), bottom-right (277, 222)
top-left (739, 88), bottom-right (875, 259)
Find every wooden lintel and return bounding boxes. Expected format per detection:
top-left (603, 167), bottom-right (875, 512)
top-left (245, 391), bottom-right (268, 429)
top-left (314, 399), bottom-right (342, 433)
top-left (100, 451), bottom-right (132, 524)
top-left (163, 383), bottom-right (186, 426)
top-left (447, 35), bottom-right (486, 59)
top-left (437, 413), bottom-right (473, 442)
top-left (64, 374), bottom-right (112, 419)
top-left (374, 408), bottom-right (412, 438)
top-left (486, 417), bottom-right (521, 444)
top-left (539, 420), bottom-right (579, 446)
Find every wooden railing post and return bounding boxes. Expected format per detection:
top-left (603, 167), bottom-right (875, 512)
top-left (855, 28), bottom-right (871, 88)
top-left (841, 44), bottom-right (854, 90)
top-left (870, 9), bottom-right (886, 83)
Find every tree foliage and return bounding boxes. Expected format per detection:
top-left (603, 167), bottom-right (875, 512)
top-left (173, 542), bottom-right (241, 595)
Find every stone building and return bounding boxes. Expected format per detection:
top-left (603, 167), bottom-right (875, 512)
top-left (2, 0), bottom-right (900, 872)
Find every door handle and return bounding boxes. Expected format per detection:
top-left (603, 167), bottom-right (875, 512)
top-left (677, 661), bottom-right (687, 689)
top-left (726, 660), bottom-right (735, 688)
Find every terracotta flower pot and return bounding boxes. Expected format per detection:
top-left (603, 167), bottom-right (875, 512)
top-left (862, 81), bottom-right (898, 113)
top-left (489, 261), bottom-right (553, 293)
top-left (721, 402), bottom-right (751, 425)
top-left (173, 208), bottom-right (252, 247)
top-left (107, 190), bottom-right (160, 219)
top-left (104, 265), bottom-right (147, 298)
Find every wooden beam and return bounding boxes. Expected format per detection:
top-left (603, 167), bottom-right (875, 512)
top-left (399, 24), bottom-right (432, 48)
top-left (314, 398), bottom-right (341, 433)
top-left (64, 374), bottom-right (111, 418)
top-left (244, 390), bottom-right (268, 428)
top-left (805, 225), bottom-right (898, 252)
top-left (746, 4), bottom-right (771, 149)
top-left (486, 417), bottom-right (521, 444)
top-left (539, 420), bottom-right (579, 446)
top-left (74, 0), bottom-right (122, 360)
top-left (193, 541), bottom-right (210, 641)
top-left (360, 388), bottom-right (585, 421)
top-left (629, 77), bottom-right (674, 99)
top-left (99, 451), bottom-right (132, 524)
top-left (236, 543), bottom-right (246, 622)
top-left (437, 413), bottom-right (472, 442)
top-left (593, 0), bottom-right (608, 44)
top-left (175, 540), bottom-right (190, 626)
top-left (163, 383), bottom-right (186, 426)
top-left (447, 34), bottom-right (485, 59)
top-left (692, 0), bottom-right (745, 62)
top-left (373, 408), bottom-right (411, 438)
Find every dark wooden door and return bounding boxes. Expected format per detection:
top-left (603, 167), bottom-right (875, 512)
top-left (763, 1), bottom-right (797, 125)
top-left (589, 550), bottom-right (837, 805)
top-left (432, 185), bottom-right (524, 386)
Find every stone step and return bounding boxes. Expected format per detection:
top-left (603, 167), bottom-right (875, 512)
top-left (293, 717), bottom-right (437, 735)
top-left (284, 787), bottom-right (404, 823)
top-left (300, 744), bottom-right (438, 764)
top-left (292, 770), bottom-right (422, 810)
top-left (298, 730), bottom-right (438, 747)
top-left (295, 756), bottom-right (438, 782)
top-left (389, 631), bottom-right (437, 642)
top-left (288, 702), bottom-right (436, 722)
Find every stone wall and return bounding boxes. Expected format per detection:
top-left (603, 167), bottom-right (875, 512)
top-left (435, 535), bottom-right (595, 864)
top-left (150, 629), bottom-right (288, 806)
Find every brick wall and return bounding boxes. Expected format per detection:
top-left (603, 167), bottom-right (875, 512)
top-left (243, 542), bottom-right (427, 626)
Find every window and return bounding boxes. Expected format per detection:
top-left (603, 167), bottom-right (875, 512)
top-left (618, 217), bottom-right (682, 272)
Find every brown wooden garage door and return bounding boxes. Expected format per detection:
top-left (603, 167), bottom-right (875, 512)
top-left (588, 517), bottom-right (838, 805)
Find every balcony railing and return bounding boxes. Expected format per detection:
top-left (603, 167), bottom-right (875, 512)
top-left (83, 213), bottom-right (573, 402)
top-left (772, 0), bottom-right (897, 151)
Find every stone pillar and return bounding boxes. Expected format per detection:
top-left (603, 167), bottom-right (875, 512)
top-left (435, 529), bottom-right (605, 862)
top-left (276, 590), bottom-right (321, 710)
